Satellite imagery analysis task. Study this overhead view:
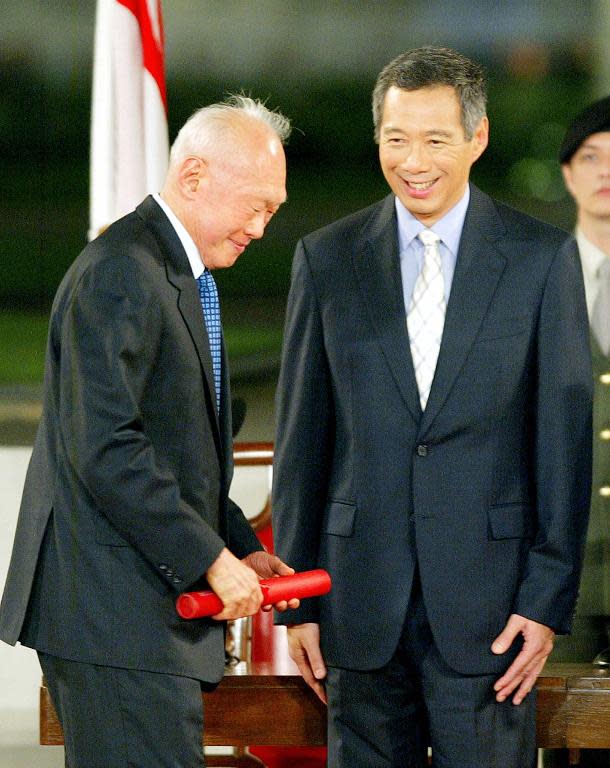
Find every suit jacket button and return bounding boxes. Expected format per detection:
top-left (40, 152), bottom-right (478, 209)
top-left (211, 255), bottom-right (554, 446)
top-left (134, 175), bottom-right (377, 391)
top-left (600, 373), bottom-right (610, 385)
top-left (416, 444), bottom-right (429, 457)
top-left (600, 486), bottom-right (610, 498)
top-left (159, 564), bottom-right (168, 571)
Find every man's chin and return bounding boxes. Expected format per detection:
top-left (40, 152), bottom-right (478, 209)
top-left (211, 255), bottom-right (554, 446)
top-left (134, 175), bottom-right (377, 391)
top-left (206, 250), bottom-right (243, 270)
top-left (398, 198), bottom-right (442, 225)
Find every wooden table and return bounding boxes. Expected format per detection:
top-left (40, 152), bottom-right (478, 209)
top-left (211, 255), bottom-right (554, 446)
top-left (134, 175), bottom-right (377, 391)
top-left (40, 661), bottom-right (610, 763)
top-left (40, 657), bottom-right (327, 748)
top-left (535, 663), bottom-right (610, 764)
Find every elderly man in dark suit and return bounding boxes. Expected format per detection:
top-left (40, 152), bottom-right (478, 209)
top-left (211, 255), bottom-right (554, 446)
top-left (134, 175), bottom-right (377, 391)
top-left (0, 95), bottom-right (294, 768)
top-left (272, 47), bottom-right (592, 768)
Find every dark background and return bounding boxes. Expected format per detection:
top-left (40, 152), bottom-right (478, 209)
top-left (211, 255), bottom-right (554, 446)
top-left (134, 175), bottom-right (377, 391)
top-left (2, 0), bottom-right (608, 316)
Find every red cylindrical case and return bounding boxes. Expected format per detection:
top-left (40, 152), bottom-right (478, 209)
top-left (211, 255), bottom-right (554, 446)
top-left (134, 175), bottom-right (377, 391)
top-left (176, 568), bottom-right (331, 619)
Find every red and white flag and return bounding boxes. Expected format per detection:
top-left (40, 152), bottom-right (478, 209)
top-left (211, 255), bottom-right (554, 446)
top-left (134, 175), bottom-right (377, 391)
top-left (89, 0), bottom-right (169, 239)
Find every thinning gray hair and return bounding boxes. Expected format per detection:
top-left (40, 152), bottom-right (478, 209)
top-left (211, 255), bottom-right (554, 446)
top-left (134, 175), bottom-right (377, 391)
top-left (169, 94), bottom-right (291, 166)
top-left (372, 46), bottom-right (487, 143)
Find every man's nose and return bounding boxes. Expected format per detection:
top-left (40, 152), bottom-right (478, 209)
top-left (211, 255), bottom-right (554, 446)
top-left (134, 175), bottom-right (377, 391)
top-left (245, 212), bottom-right (267, 240)
top-left (399, 142), bottom-right (432, 173)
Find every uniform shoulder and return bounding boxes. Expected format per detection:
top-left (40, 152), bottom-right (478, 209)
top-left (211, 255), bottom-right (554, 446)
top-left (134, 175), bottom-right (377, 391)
top-left (492, 197), bottom-right (571, 247)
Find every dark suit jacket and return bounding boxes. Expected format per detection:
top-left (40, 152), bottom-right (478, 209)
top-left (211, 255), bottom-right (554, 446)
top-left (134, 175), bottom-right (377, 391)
top-left (273, 185), bottom-right (592, 675)
top-left (0, 196), bottom-right (261, 683)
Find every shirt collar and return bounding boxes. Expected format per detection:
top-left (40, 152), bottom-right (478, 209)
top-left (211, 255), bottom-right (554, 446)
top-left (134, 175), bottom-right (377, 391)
top-left (395, 185), bottom-right (470, 256)
top-left (575, 228), bottom-right (609, 280)
top-left (153, 193), bottom-right (205, 279)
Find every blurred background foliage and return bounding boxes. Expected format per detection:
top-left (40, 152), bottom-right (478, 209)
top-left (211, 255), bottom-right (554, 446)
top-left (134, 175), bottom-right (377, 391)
top-left (0, 61), bottom-right (591, 308)
top-left (0, 44), bottom-right (600, 309)
top-left (1, 1), bottom-right (608, 386)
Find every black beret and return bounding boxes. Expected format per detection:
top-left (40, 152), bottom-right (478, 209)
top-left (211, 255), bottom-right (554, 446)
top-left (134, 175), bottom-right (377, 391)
top-left (559, 95), bottom-right (610, 163)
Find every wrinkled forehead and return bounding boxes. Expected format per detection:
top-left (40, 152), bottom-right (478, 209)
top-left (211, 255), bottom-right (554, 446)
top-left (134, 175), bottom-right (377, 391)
top-left (212, 148), bottom-right (287, 206)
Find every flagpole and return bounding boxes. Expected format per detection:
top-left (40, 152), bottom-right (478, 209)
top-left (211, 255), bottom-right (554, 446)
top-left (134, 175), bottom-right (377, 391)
top-left (89, 0), bottom-right (169, 241)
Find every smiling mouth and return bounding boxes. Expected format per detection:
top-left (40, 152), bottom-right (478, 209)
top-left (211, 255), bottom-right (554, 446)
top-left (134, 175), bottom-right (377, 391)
top-left (405, 179), bottom-right (437, 191)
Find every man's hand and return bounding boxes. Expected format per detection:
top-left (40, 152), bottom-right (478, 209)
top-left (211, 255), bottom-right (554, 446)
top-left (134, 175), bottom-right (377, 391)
top-left (491, 613), bottom-right (555, 704)
top-left (287, 623), bottom-right (327, 704)
top-left (241, 551), bottom-right (300, 613)
top-left (205, 548), bottom-right (263, 621)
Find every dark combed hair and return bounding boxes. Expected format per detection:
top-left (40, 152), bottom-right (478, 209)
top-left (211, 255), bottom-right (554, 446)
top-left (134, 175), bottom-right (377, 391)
top-left (372, 46), bottom-right (487, 142)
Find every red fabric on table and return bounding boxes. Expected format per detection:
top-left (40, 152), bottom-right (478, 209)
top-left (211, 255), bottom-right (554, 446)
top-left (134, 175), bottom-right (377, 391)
top-left (249, 523), bottom-right (327, 767)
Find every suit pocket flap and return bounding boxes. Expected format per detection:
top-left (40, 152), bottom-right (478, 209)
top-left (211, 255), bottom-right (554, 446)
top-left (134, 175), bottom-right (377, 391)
top-left (488, 503), bottom-right (531, 539)
top-left (323, 501), bottom-right (356, 537)
top-left (477, 316), bottom-right (528, 341)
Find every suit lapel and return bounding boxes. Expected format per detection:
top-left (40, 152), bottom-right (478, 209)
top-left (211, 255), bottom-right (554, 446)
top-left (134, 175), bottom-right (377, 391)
top-left (353, 195), bottom-right (422, 423)
top-left (420, 186), bottom-right (508, 434)
top-left (219, 338), bottom-right (233, 462)
top-left (136, 196), bottom-right (222, 448)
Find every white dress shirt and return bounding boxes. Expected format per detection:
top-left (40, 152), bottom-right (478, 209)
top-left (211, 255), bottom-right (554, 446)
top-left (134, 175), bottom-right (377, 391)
top-left (575, 228), bottom-right (610, 323)
top-left (153, 193), bottom-right (204, 280)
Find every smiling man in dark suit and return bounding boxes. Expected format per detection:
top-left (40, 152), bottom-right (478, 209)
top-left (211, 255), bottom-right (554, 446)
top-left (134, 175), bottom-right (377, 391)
top-left (0, 95), bottom-right (294, 768)
top-left (272, 47), bottom-right (592, 768)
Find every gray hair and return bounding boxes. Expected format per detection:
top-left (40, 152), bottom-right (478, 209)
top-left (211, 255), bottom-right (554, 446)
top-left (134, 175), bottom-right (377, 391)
top-left (372, 46), bottom-right (487, 143)
top-left (170, 94), bottom-right (291, 166)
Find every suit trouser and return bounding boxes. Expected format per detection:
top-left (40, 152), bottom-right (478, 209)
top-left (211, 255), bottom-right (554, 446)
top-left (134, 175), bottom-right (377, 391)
top-left (38, 652), bottom-right (206, 768)
top-left (325, 575), bottom-right (537, 768)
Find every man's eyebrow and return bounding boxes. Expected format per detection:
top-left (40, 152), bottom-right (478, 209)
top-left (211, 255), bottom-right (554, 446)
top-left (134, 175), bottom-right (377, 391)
top-left (424, 129), bottom-right (454, 138)
top-left (578, 139), bottom-right (606, 151)
top-left (267, 196), bottom-right (287, 207)
top-left (381, 126), bottom-right (455, 138)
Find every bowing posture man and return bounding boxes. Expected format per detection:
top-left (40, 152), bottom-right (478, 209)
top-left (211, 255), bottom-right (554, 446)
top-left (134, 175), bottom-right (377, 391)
top-left (0, 96), bottom-right (294, 768)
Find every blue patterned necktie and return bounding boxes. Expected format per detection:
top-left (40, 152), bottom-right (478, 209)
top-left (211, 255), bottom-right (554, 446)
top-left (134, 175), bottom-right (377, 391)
top-left (197, 269), bottom-right (222, 412)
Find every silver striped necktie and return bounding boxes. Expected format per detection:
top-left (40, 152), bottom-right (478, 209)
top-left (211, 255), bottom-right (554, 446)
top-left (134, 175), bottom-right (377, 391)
top-left (407, 229), bottom-right (446, 409)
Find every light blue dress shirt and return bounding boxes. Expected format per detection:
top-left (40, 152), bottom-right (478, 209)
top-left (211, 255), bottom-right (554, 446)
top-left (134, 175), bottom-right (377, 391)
top-left (396, 186), bottom-right (470, 313)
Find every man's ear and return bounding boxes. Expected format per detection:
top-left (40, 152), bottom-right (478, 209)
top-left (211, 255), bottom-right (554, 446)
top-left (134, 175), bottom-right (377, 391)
top-left (178, 156), bottom-right (207, 198)
top-left (471, 116), bottom-right (489, 162)
top-left (561, 163), bottom-right (575, 197)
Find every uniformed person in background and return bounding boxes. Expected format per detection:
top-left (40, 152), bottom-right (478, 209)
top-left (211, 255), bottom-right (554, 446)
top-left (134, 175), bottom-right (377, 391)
top-left (556, 95), bottom-right (610, 669)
